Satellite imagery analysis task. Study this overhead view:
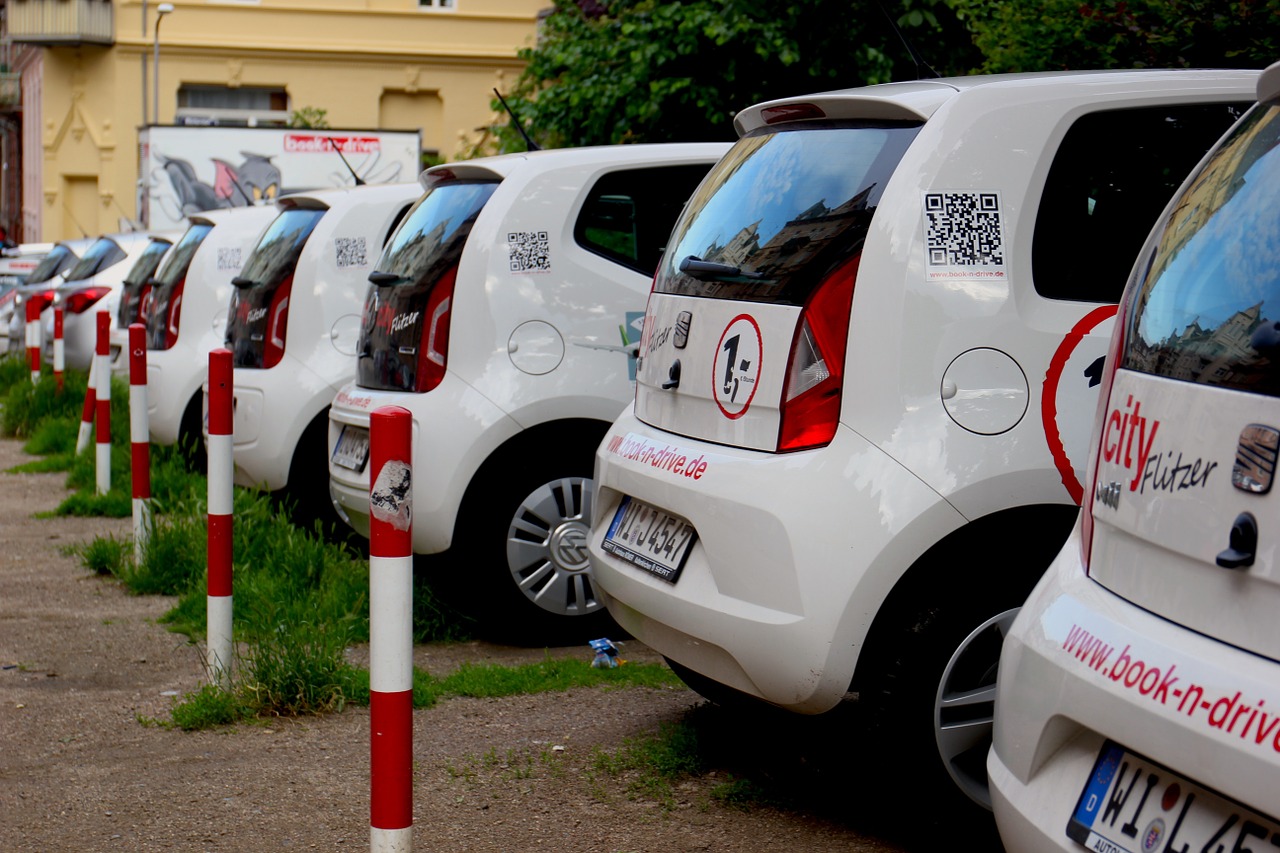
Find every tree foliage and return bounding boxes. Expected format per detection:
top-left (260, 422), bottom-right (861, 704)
top-left (474, 0), bottom-right (977, 152)
top-left (953, 0), bottom-right (1280, 73)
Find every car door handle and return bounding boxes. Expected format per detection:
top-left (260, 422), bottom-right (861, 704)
top-left (1216, 512), bottom-right (1258, 569)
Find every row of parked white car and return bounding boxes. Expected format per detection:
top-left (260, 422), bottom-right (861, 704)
top-left (7, 64), bottom-right (1280, 848)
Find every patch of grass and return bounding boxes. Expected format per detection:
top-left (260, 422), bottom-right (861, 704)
top-left (10, 451), bottom-right (76, 473)
top-left (50, 489), bottom-right (132, 518)
top-left (23, 416), bottom-right (79, 457)
top-left (168, 682), bottom-right (257, 731)
top-left (709, 774), bottom-right (774, 810)
top-left (0, 352), bottom-right (32, 396)
top-left (591, 721), bottom-right (705, 809)
top-left (74, 534), bottom-right (131, 576)
top-left (1, 365), bottom-right (94, 439)
top-left (240, 619), bottom-right (362, 717)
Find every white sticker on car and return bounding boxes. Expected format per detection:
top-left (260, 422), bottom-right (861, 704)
top-left (712, 314), bottom-right (762, 420)
top-left (370, 459), bottom-right (412, 531)
top-left (508, 231), bottom-right (550, 274)
top-left (922, 191), bottom-right (1007, 282)
top-left (335, 236), bottom-right (368, 269)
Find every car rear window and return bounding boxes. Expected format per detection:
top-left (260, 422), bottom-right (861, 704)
top-left (26, 244), bottom-right (76, 284)
top-left (146, 223), bottom-right (212, 349)
top-left (117, 238), bottom-right (172, 327)
top-left (653, 122), bottom-right (920, 306)
top-left (1121, 104), bottom-right (1280, 396)
top-left (63, 237), bottom-right (126, 283)
top-left (356, 179), bottom-right (499, 391)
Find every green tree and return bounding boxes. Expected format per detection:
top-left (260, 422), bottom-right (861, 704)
top-left (288, 106), bottom-right (331, 129)
top-left (953, 0), bottom-right (1280, 72)
top-left (475, 0), bottom-right (978, 152)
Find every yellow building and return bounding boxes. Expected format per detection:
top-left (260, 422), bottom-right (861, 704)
top-left (3, 0), bottom-right (544, 242)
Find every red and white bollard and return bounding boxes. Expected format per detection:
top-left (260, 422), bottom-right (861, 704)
top-left (207, 349), bottom-right (234, 685)
top-left (25, 298), bottom-right (39, 384)
top-left (369, 406), bottom-right (414, 853)
top-left (128, 324), bottom-right (152, 564)
top-left (76, 356), bottom-right (96, 456)
top-left (94, 311), bottom-right (111, 496)
top-left (53, 306), bottom-right (64, 392)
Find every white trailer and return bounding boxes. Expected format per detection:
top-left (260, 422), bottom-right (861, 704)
top-left (139, 126), bottom-right (422, 230)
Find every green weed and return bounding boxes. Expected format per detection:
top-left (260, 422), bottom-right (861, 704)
top-left (74, 534), bottom-right (131, 576)
top-left (591, 721), bottom-right (705, 809)
top-left (168, 682), bottom-right (257, 731)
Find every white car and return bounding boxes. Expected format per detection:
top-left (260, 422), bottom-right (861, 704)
top-left (989, 64), bottom-right (1280, 852)
top-left (326, 143), bottom-right (728, 639)
top-left (109, 235), bottom-right (179, 357)
top-left (142, 206), bottom-right (277, 457)
top-left (221, 182), bottom-right (420, 524)
top-left (42, 232), bottom-right (176, 372)
top-left (2, 240), bottom-right (91, 354)
top-left (583, 69), bottom-right (1259, 821)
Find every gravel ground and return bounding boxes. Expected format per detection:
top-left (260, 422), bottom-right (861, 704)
top-left (0, 434), bottom-right (938, 852)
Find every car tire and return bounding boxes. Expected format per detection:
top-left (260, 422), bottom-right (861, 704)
top-left (854, 506), bottom-right (1075, 837)
top-left (451, 429), bottom-right (618, 646)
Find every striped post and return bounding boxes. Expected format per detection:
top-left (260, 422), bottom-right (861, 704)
top-left (25, 298), bottom-right (39, 384)
top-left (52, 307), bottom-right (64, 392)
top-left (207, 348), bottom-right (234, 685)
top-left (128, 324), bottom-right (152, 564)
top-left (76, 355), bottom-right (96, 456)
top-left (369, 406), bottom-right (414, 853)
top-left (94, 311), bottom-right (111, 496)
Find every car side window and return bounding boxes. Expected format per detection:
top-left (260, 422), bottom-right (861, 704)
top-left (574, 164), bottom-right (713, 276)
top-left (1032, 102), bottom-right (1248, 303)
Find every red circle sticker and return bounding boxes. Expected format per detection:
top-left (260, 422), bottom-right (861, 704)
top-left (1042, 304), bottom-right (1118, 505)
top-left (713, 314), bottom-right (763, 420)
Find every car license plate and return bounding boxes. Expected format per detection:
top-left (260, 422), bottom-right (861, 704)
top-left (1067, 742), bottom-right (1280, 853)
top-left (331, 424), bottom-right (370, 473)
top-left (601, 496), bottom-right (697, 583)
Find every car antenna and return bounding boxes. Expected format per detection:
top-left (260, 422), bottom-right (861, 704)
top-left (326, 136), bottom-right (366, 186)
top-left (875, 0), bottom-right (940, 80)
top-left (493, 88), bottom-right (541, 152)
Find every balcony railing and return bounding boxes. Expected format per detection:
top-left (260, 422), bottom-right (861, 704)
top-left (8, 0), bottom-right (113, 47)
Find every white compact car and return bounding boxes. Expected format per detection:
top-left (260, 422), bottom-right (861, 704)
top-left (143, 205), bottom-right (277, 455)
top-left (108, 235), bottom-right (178, 358)
top-left (989, 64), bottom-right (1280, 852)
top-left (3, 240), bottom-right (91, 354)
top-left (584, 69), bottom-right (1259, 819)
top-left (221, 182), bottom-right (419, 523)
top-left (326, 143), bottom-right (728, 639)
top-left (42, 232), bottom-right (175, 372)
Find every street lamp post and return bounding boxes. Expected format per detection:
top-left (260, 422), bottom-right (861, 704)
top-left (152, 3), bottom-right (174, 126)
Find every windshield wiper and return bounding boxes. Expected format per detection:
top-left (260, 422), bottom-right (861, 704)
top-left (679, 255), bottom-right (771, 285)
top-left (368, 271), bottom-right (409, 286)
top-left (230, 276), bottom-right (257, 288)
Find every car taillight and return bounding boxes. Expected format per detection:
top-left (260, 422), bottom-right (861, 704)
top-left (164, 281), bottom-right (185, 349)
top-left (415, 265), bottom-right (456, 392)
top-left (263, 276), bottom-right (293, 369)
top-left (64, 286), bottom-right (111, 315)
top-left (1080, 298), bottom-right (1130, 571)
top-left (777, 254), bottom-right (859, 452)
top-left (26, 290), bottom-right (55, 315)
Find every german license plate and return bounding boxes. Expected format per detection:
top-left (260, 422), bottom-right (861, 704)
top-left (1067, 742), bottom-right (1280, 853)
top-left (331, 424), bottom-right (370, 473)
top-left (601, 496), bottom-right (697, 583)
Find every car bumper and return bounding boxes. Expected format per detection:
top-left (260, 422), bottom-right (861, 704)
top-left (586, 407), bottom-right (962, 713)
top-left (229, 356), bottom-right (338, 492)
top-left (988, 525), bottom-right (1280, 852)
top-left (327, 375), bottom-right (521, 550)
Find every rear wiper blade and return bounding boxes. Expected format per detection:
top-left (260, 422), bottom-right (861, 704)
top-left (679, 255), bottom-right (771, 284)
top-left (368, 270), bottom-right (409, 286)
top-left (230, 276), bottom-right (257, 288)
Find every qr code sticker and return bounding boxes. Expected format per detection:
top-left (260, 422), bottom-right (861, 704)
top-left (216, 247), bottom-right (242, 271)
top-left (923, 192), bottom-right (1007, 275)
top-left (508, 231), bottom-right (550, 274)
top-left (335, 237), bottom-right (367, 269)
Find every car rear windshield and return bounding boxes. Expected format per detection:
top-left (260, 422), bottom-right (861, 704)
top-left (117, 239), bottom-right (172, 326)
top-left (1121, 104), bottom-right (1280, 396)
top-left (26, 244), bottom-right (76, 285)
top-left (64, 237), bottom-right (126, 283)
top-left (145, 223), bottom-right (212, 348)
top-left (225, 206), bottom-right (326, 367)
top-left (653, 121), bottom-right (920, 306)
top-left (356, 179), bottom-right (499, 391)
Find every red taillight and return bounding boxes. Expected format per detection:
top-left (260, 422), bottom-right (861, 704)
top-left (164, 281), bottom-right (185, 349)
top-left (27, 290), bottom-right (55, 315)
top-left (1080, 298), bottom-right (1130, 571)
top-left (64, 286), bottom-right (111, 315)
top-left (415, 264), bottom-right (457, 392)
top-left (761, 103), bottom-right (827, 124)
top-left (777, 254), bottom-right (859, 452)
top-left (263, 275), bottom-right (293, 369)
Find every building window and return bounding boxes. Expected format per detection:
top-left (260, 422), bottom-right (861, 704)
top-left (175, 85), bottom-right (290, 127)
top-left (418, 0), bottom-right (456, 9)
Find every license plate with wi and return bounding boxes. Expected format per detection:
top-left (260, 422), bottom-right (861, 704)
top-left (601, 496), bottom-right (697, 583)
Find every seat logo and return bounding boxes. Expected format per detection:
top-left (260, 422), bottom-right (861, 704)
top-left (674, 311), bottom-right (691, 349)
top-left (1095, 480), bottom-right (1121, 510)
top-left (1233, 424), bottom-right (1279, 494)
